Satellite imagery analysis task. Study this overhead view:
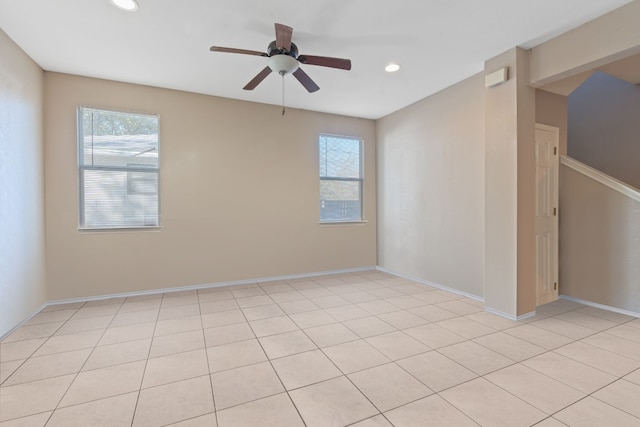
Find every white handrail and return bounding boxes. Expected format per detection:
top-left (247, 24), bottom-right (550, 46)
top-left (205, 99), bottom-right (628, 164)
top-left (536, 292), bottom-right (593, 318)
top-left (561, 155), bottom-right (640, 202)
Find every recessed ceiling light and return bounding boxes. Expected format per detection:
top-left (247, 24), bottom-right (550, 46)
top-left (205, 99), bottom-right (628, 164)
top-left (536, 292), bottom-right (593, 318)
top-left (109, 0), bottom-right (138, 11)
top-left (385, 63), bottom-right (400, 73)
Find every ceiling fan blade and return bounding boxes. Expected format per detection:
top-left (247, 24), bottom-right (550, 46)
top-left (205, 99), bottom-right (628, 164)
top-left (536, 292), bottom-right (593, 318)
top-left (293, 68), bottom-right (320, 93)
top-left (243, 66), bottom-right (272, 90)
top-left (210, 46), bottom-right (268, 57)
top-left (298, 55), bottom-right (352, 70)
top-left (275, 23), bottom-right (293, 51)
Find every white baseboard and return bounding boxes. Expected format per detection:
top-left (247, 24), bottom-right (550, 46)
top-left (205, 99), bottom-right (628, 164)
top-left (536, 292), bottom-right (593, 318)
top-left (45, 266), bottom-right (378, 307)
top-left (375, 266), bottom-right (484, 302)
top-left (9, 266), bottom-right (638, 341)
top-left (0, 302), bottom-right (48, 342)
top-left (1, 266), bottom-right (376, 340)
top-left (484, 306), bottom-right (536, 321)
top-left (560, 295), bottom-right (640, 319)
top-left (373, 266), bottom-right (544, 321)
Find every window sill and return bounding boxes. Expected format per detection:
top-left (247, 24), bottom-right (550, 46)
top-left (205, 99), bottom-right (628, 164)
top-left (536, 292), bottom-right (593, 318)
top-left (78, 226), bottom-right (163, 234)
top-left (319, 220), bottom-right (368, 227)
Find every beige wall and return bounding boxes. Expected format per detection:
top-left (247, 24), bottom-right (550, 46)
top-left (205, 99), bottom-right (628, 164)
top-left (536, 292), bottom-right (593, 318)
top-left (376, 73), bottom-right (485, 297)
top-left (3, 0), bottom-right (638, 332)
top-left (0, 30), bottom-right (47, 337)
top-left (44, 73), bottom-right (376, 300)
top-left (568, 72), bottom-right (640, 189)
top-left (531, 5), bottom-right (640, 316)
top-left (536, 89), bottom-right (568, 155)
top-left (530, 0), bottom-right (640, 86)
top-left (560, 164), bottom-right (640, 313)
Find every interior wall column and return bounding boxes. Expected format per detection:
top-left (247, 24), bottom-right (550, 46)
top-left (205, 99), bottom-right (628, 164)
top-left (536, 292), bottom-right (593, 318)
top-left (484, 47), bottom-right (537, 318)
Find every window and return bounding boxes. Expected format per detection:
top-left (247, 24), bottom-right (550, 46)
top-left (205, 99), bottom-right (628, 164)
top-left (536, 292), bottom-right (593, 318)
top-left (78, 107), bottom-right (159, 229)
top-left (319, 134), bottom-right (363, 222)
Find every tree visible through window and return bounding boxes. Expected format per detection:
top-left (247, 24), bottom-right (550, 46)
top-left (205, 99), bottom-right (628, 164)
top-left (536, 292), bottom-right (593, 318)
top-left (319, 134), bottom-right (363, 222)
top-left (78, 107), bottom-right (159, 229)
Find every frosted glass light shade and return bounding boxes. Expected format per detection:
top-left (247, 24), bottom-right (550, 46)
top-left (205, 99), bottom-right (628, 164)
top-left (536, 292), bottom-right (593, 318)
top-left (268, 55), bottom-right (299, 74)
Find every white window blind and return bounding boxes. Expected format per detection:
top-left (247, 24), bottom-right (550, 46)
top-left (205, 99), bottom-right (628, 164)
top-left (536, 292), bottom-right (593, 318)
top-left (78, 107), bottom-right (160, 229)
top-left (319, 134), bottom-right (363, 222)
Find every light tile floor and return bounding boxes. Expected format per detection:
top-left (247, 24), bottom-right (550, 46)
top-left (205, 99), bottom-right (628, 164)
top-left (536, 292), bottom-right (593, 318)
top-left (2, 271), bottom-right (640, 426)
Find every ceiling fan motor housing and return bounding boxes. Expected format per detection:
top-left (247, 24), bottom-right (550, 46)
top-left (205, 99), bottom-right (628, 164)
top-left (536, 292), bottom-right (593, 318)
top-left (268, 41), bottom-right (299, 58)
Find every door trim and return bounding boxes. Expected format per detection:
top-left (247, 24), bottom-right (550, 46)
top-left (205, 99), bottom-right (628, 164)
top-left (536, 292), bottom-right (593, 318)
top-left (535, 123), bottom-right (560, 306)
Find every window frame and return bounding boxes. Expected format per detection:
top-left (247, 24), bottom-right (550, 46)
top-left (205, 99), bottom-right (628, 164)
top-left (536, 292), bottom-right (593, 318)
top-left (77, 106), bottom-right (161, 231)
top-left (318, 133), bottom-right (365, 224)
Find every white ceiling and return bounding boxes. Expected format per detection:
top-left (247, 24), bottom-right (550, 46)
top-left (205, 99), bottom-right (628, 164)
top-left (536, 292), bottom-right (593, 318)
top-left (0, 0), bottom-right (632, 119)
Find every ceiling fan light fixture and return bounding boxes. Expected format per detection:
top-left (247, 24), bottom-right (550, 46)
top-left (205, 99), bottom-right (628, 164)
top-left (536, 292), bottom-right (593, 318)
top-left (268, 54), bottom-right (299, 75)
top-left (109, 0), bottom-right (139, 11)
top-left (385, 63), bottom-right (401, 73)
top-left (210, 23), bottom-right (348, 93)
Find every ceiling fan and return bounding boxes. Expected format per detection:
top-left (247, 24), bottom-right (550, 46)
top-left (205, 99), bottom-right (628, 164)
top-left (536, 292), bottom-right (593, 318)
top-left (210, 23), bottom-right (352, 93)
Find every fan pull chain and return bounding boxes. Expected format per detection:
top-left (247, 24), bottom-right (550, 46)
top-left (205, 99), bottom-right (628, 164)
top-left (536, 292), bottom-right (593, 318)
top-left (281, 71), bottom-right (286, 116)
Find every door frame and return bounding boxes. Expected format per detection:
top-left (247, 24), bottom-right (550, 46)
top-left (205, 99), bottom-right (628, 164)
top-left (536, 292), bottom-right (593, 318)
top-left (535, 123), bottom-right (560, 306)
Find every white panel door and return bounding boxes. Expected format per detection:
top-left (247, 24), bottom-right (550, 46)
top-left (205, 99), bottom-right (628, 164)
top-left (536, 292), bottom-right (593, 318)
top-left (535, 124), bottom-right (559, 306)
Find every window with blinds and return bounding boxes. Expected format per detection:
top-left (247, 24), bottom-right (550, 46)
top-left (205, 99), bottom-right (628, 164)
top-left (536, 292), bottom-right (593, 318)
top-left (319, 134), bottom-right (363, 222)
top-left (78, 107), bottom-right (160, 229)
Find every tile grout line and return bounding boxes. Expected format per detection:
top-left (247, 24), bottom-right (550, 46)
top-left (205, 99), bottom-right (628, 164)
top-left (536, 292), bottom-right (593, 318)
top-left (308, 313), bottom-right (484, 426)
top-left (129, 292), bottom-right (165, 427)
top-left (2, 274), bottom-right (640, 426)
top-left (282, 285), bottom-right (395, 425)
top-left (45, 298), bottom-right (126, 426)
top-left (196, 287), bottom-right (220, 427)
top-left (239, 283), bottom-right (309, 427)
top-left (448, 313), bottom-right (638, 419)
top-left (0, 303), bottom-right (87, 388)
top-left (431, 307), bottom-right (640, 424)
top-left (0, 303), bottom-right (88, 425)
top-left (289, 283), bottom-right (639, 425)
